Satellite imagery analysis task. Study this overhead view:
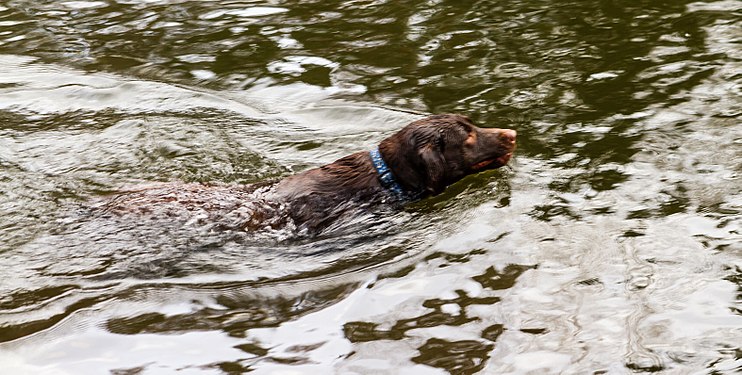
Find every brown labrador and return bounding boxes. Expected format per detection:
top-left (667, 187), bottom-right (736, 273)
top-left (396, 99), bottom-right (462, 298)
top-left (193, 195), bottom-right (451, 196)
top-left (105, 114), bottom-right (516, 235)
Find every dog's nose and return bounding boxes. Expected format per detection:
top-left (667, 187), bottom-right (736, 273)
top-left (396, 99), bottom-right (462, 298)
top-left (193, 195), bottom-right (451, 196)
top-left (499, 129), bottom-right (517, 145)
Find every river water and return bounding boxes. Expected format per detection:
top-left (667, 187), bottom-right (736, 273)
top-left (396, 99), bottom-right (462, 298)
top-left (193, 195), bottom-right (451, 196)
top-left (0, 0), bottom-right (740, 374)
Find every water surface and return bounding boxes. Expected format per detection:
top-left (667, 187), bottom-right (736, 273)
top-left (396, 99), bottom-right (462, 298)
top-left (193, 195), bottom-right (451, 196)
top-left (0, 0), bottom-right (740, 374)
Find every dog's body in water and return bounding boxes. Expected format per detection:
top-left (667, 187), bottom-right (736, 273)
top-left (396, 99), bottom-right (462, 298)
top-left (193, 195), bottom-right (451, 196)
top-left (103, 114), bottom-right (516, 236)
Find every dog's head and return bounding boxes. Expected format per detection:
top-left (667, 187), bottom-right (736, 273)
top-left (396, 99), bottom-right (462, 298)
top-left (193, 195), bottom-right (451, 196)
top-left (379, 114), bottom-right (516, 196)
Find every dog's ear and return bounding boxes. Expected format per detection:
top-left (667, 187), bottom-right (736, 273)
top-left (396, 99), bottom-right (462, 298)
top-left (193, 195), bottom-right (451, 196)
top-left (417, 133), bottom-right (447, 194)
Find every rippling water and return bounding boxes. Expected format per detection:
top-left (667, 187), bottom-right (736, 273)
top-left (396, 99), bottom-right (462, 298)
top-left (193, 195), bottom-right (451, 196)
top-left (0, 0), bottom-right (740, 374)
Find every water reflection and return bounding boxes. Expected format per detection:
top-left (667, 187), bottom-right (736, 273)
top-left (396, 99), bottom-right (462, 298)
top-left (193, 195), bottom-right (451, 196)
top-left (1, 0), bottom-right (741, 373)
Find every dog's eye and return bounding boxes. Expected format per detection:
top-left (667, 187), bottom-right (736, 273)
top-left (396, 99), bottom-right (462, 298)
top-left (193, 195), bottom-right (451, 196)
top-left (464, 131), bottom-right (477, 146)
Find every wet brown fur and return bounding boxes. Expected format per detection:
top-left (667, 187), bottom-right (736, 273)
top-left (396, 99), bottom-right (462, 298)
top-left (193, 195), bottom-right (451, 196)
top-left (104, 114), bottom-right (516, 235)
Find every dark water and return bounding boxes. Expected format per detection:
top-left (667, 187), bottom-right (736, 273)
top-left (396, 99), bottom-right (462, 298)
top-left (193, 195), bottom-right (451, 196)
top-left (1, 0), bottom-right (740, 373)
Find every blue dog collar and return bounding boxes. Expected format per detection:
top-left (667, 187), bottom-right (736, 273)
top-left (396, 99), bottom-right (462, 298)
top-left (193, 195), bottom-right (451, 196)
top-left (369, 147), bottom-right (409, 199)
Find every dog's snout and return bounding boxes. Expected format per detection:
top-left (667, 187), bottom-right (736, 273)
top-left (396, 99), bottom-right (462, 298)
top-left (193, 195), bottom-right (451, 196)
top-left (499, 129), bottom-right (517, 145)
